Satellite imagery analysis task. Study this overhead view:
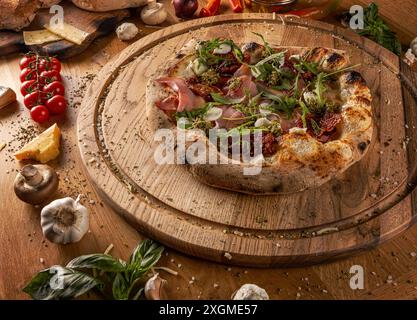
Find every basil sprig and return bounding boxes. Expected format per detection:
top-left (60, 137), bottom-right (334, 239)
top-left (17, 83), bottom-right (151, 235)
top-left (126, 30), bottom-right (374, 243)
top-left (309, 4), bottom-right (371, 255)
top-left (23, 239), bottom-right (164, 300)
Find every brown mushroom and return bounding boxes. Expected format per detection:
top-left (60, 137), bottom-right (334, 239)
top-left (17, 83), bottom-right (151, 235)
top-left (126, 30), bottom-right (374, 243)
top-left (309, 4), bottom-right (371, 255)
top-left (14, 164), bottom-right (59, 205)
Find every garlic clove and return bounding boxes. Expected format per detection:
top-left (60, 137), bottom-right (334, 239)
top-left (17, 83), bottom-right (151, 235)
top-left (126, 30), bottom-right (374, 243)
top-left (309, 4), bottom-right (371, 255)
top-left (232, 284), bottom-right (269, 300)
top-left (41, 196), bottom-right (89, 245)
top-left (144, 273), bottom-right (167, 300)
top-left (116, 23), bottom-right (139, 41)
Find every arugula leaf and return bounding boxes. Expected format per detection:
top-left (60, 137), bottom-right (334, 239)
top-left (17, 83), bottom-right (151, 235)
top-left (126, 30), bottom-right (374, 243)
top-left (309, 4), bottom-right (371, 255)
top-left (252, 32), bottom-right (273, 55)
top-left (357, 3), bottom-right (402, 56)
top-left (314, 72), bottom-right (327, 112)
top-left (311, 119), bottom-right (321, 136)
top-left (66, 254), bottom-right (126, 272)
top-left (210, 93), bottom-right (246, 105)
top-left (295, 58), bottom-right (319, 75)
top-left (262, 91), bottom-right (297, 118)
top-left (23, 266), bottom-right (104, 300)
top-left (299, 100), bottom-right (310, 128)
top-left (197, 38), bottom-right (242, 66)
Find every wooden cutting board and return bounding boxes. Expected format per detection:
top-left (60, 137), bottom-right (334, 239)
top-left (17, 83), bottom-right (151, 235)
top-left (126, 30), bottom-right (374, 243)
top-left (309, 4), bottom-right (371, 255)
top-left (77, 13), bottom-right (417, 267)
top-left (0, 1), bottom-right (129, 59)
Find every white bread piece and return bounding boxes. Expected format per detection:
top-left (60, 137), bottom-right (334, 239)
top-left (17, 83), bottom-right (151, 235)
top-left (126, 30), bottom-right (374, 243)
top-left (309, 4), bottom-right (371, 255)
top-left (71, 0), bottom-right (147, 11)
top-left (0, 0), bottom-right (41, 31)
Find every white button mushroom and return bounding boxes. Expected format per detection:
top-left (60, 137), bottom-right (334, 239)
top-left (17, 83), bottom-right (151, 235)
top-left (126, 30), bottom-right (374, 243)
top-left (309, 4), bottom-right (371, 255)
top-left (191, 58), bottom-right (208, 75)
top-left (41, 195), bottom-right (89, 244)
top-left (116, 23), bottom-right (139, 41)
top-left (204, 107), bottom-right (223, 121)
top-left (232, 284), bottom-right (269, 300)
top-left (254, 117), bottom-right (271, 128)
top-left (140, 0), bottom-right (168, 26)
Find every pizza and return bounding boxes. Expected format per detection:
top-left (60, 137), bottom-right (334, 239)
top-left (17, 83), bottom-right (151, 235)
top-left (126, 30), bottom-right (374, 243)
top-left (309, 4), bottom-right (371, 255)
top-left (146, 36), bottom-right (373, 194)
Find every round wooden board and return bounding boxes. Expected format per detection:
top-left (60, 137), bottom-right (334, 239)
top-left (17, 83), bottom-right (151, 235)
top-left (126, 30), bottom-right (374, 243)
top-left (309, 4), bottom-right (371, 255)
top-left (77, 14), bottom-right (417, 267)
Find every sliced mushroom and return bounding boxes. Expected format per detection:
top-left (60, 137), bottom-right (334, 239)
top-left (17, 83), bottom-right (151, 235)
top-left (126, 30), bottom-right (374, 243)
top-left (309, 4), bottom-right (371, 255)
top-left (14, 164), bottom-right (59, 205)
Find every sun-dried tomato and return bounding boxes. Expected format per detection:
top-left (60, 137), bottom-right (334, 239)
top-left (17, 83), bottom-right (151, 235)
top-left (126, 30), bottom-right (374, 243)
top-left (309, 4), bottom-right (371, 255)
top-left (262, 133), bottom-right (279, 157)
top-left (319, 112), bottom-right (342, 133)
top-left (188, 83), bottom-right (222, 101)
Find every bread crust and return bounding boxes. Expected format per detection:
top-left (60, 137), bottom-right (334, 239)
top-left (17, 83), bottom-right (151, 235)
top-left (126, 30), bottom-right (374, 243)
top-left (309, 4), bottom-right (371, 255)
top-left (0, 0), bottom-right (40, 31)
top-left (146, 44), bottom-right (373, 194)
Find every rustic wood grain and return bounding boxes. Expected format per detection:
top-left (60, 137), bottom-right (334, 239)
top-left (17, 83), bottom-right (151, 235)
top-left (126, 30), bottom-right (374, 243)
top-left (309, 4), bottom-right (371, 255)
top-left (76, 14), bottom-right (417, 267)
top-left (1, 0), bottom-right (417, 300)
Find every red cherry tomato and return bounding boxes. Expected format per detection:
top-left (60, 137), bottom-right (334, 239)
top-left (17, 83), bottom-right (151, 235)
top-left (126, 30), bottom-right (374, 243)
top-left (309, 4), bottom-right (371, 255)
top-left (21, 80), bottom-right (42, 96)
top-left (20, 67), bottom-right (38, 82)
top-left (24, 91), bottom-right (45, 109)
top-left (46, 95), bottom-right (67, 114)
top-left (49, 57), bottom-right (62, 73)
top-left (43, 81), bottom-right (65, 97)
top-left (39, 70), bottom-right (61, 85)
top-left (30, 105), bottom-right (50, 124)
top-left (19, 55), bottom-right (36, 70)
top-left (38, 57), bottom-right (62, 73)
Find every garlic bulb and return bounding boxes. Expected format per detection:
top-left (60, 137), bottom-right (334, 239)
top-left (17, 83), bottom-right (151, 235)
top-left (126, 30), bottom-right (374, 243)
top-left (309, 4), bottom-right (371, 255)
top-left (41, 195), bottom-right (89, 244)
top-left (140, 0), bottom-right (168, 26)
top-left (232, 284), bottom-right (269, 300)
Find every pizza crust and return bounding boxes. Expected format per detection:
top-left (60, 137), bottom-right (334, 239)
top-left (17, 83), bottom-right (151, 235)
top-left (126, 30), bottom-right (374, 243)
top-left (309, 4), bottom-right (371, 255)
top-left (146, 44), bottom-right (373, 194)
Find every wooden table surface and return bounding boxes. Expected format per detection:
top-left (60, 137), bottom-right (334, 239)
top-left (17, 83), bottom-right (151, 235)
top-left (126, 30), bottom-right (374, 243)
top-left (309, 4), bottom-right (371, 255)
top-left (1, 0), bottom-right (417, 300)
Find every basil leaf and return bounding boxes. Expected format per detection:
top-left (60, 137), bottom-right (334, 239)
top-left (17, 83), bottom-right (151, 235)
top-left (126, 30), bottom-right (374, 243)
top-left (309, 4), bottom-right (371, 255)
top-left (67, 254), bottom-right (126, 272)
top-left (112, 273), bottom-right (130, 300)
top-left (129, 239), bottom-right (164, 270)
top-left (23, 266), bottom-right (103, 300)
top-left (211, 93), bottom-right (245, 105)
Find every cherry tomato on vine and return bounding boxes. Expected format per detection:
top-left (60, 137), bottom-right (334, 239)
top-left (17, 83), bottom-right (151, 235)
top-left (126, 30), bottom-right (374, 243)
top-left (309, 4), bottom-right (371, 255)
top-left (39, 70), bottom-right (61, 84)
top-left (21, 80), bottom-right (41, 96)
top-left (46, 95), bottom-right (67, 115)
top-left (19, 55), bottom-right (36, 70)
top-left (43, 81), bottom-right (65, 97)
top-left (24, 91), bottom-right (45, 109)
top-left (30, 105), bottom-right (50, 123)
top-left (20, 67), bottom-right (38, 82)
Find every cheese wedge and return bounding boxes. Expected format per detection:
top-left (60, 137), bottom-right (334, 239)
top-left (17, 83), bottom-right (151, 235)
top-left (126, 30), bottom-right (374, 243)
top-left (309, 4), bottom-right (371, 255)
top-left (14, 124), bottom-right (61, 163)
top-left (44, 22), bottom-right (89, 45)
top-left (23, 29), bottom-right (63, 45)
top-left (0, 86), bottom-right (16, 109)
